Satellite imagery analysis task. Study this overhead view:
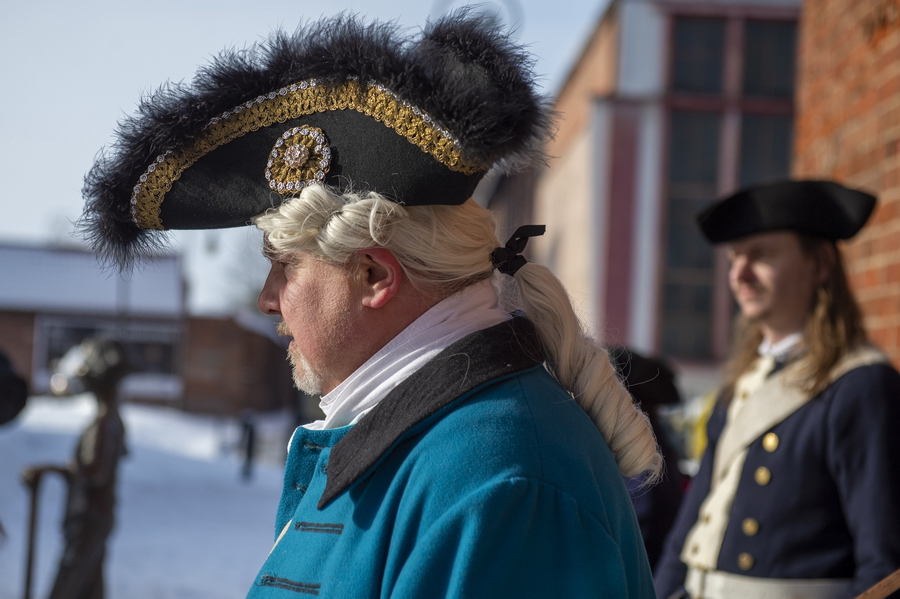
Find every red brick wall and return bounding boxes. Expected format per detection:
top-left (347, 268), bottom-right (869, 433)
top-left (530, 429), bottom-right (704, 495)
top-left (183, 317), bottom-right (294, 416)
top-left (794, 0), bottom-right (900, 366)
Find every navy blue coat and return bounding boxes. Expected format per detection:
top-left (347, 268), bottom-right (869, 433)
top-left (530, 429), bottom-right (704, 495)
top-left (655, 362), bottom-right (900, 599)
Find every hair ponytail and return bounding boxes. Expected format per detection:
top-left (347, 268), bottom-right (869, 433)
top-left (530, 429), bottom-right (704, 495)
top-left (511, 264), bottom-right (662, 479)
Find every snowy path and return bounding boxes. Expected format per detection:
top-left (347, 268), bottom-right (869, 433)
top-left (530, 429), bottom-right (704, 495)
top-left (0, 396), bottom-right (291, 599)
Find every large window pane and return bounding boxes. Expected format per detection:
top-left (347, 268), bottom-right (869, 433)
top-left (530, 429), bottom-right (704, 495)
top-left (743, 20), bottom-right (797, 98)
top-left (672, 17), bottom-right (726, 94)
top-left (663, 111), bottom-right (720, 359)
top-left (739, 113), bottom-right (793, 187)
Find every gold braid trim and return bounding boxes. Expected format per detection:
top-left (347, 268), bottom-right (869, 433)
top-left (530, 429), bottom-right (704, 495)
top-left (132, 80), bottom-right (480, 230)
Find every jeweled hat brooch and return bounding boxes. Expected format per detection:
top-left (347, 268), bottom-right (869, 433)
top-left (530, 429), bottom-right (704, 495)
top-left (79, 11), bottom-right (553, 268)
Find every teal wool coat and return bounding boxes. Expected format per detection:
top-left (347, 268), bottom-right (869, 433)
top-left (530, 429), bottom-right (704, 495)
top-left (247, 318), bottom-right (656, 598)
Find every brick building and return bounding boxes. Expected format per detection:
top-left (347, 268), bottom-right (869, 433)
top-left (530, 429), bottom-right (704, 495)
top-left (490, 0), bottom-right (802, 395)
top-left (183, 313), bottom-right (295, 415)
top-left (794, 0), bottom-right (900, 366)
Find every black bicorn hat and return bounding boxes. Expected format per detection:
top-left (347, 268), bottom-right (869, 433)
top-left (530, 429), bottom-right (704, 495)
top-left (696, 180), bottom-right (877, 244)
top-left (79, 11), bottom-right (554, 268)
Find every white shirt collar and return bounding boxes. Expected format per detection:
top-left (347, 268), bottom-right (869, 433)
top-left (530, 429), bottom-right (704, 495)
top-left (302, 279), bottom-right (511, 430)
top-left (758, 331), bottom-right (803, 361)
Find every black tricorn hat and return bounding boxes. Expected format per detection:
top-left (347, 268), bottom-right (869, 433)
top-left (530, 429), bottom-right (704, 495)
top-left (79, 11), bottom-right (553, 268)
top-left (696, 180), bottom-right (877, 244)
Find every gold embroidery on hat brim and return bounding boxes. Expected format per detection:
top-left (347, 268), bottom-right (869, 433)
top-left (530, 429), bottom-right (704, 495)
top-left (131, 80), bottom-right (478, 230)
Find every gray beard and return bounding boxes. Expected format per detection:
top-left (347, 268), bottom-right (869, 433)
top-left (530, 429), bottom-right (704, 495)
top-left (278, 319), bottom-right (324, 395)
top-left (287, 346), bottom-right (323, 396)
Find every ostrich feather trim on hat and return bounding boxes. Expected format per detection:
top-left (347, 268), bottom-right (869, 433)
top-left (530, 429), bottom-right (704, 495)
top-left (78, 10), bottom-right (554, 269)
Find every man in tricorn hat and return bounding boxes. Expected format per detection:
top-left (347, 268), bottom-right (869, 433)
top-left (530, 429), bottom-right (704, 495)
top-left (80, 12), bottom-right (662, 597)
top-left (655, 180), bottom-right (900, 599)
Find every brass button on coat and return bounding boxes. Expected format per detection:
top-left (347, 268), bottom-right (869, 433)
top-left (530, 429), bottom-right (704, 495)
top-left (742, 518), bottom-right (760, 536)
top-left (763, 433), bottom-right (780, 452)
top-left (755, 466), bottom-right (771, 485)
top-left (738, 552), bottom-right (754, 570)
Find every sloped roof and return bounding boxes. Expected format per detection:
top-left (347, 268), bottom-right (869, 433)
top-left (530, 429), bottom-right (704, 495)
top-left (0, 243), bottom-right (183, 317)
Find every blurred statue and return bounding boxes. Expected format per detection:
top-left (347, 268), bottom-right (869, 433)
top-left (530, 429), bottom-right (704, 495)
top-left (22, 339), bottom-right (129, 599)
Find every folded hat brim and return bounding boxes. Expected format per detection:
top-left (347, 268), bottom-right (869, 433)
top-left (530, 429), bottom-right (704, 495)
top-left (696, 179), bottom-right (876, 243)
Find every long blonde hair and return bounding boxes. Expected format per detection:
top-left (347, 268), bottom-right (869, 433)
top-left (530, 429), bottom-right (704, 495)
top-left (722, 235), bottom-right (868, 399)
top-left (255, 185), bottom-right (662, 479)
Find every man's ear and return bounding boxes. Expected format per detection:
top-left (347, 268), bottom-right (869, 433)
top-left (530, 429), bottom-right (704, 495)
top-left (357, 248), bottom-right (403, 309)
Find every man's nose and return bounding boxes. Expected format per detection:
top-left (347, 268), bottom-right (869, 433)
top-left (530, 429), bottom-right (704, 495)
top-left (257, 267), bottom-right (281, 315)
top-left (733, 259), bottom-right (754, 283)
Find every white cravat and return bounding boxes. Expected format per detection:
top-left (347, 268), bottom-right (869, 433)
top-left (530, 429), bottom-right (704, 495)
top-left (303, 279), bottom-right (511, 431)
top-left (757, 332), bottom-right (803, 361)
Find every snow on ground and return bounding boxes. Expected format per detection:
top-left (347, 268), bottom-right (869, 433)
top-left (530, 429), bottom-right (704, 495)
top-left (0, 395), bottom-right (295, 599)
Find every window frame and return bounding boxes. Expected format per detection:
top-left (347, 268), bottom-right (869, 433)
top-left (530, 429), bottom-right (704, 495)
top-left (658, 4), bottom-right (799, 362)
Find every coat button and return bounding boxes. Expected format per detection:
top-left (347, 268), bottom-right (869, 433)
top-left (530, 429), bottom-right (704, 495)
top-left (763, 433), bottom-right (779, 452)
top-left (755, 466), bottom-right (771, 486)
top-left (742, 518), bottom-right (759, 536)
top-left (738, 552), bottom-right (754, 570)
